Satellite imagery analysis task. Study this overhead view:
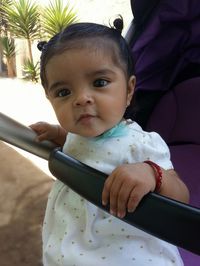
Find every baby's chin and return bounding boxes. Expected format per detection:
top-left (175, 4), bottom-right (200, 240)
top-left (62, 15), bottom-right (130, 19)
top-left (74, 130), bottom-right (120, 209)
top-left (78, 128), bottom-right (113, 139)
top-left (81, 131), bottom-right (105, 138)
top-left (69, 129), bottom-right (105, 138)
top-left (69, 122), bottom-right (117, 138)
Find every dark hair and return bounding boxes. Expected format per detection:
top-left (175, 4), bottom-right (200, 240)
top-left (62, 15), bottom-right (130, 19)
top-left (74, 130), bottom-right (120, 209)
top-left (38, 17), bottom-right (134, 89)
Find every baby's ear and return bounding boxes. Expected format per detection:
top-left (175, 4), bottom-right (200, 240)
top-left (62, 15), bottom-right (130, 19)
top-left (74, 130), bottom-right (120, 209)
top-left (126, 75), bottom-right (135, 106)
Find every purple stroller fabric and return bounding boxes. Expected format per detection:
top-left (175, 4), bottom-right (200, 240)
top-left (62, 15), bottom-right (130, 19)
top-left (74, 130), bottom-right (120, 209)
top-left (128, 0), bottom-right (200, 265)
top-left (146, 78), bottom-right (200, 266)
top-left (132, 0), bottom-right (200, 93)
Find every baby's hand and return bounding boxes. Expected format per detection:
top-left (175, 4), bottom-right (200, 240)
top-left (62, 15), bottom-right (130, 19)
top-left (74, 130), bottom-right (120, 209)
top-left (102, 163), bottom-right (156, 218)
top-left (30, 122), bottom-right (59, 142)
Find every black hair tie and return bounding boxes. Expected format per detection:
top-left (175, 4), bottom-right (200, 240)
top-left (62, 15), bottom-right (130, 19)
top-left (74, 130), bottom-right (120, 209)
top-left (37, 41), bottom-right (47, 51)
top-left (113, 15), bottom-right (124, 34)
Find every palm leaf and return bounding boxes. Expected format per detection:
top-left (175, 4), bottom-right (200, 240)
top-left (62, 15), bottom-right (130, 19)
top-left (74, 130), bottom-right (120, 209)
top-left (0, 0), bottom-right (12, 35)
top-left (0, 36), bottom-right (16, 58)
top-left (41, 0), bottom-right (78, 38)
top-left (23, 59), bottom-right (40, 82)
top-left (4, 0), bottom-right (40, 40)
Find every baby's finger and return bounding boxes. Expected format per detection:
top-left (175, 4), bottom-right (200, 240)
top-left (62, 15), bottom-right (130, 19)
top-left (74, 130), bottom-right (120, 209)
top-left (29, 121), bottom-right (45, 127)
top-left (34, 132), bottom-right (49, 142)
top-left (29, 122), bottom-right (46, 133)
top-left (116, 183), bottom-right (134, 218)
top-left (102, 173), bottom-right (115, 206)
top-left (127, 187), bottom-right (144, 213)
top-left (109, 177), bottom-right (123, 216)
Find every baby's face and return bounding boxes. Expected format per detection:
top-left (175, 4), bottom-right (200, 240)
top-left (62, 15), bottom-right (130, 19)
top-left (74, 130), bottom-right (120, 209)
top-left (45, 47), bottom-right (135, 137)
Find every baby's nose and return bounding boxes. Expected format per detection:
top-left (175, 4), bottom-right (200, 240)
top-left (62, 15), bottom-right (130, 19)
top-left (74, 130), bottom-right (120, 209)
top-left (73, 91), bottom-right (94, 106)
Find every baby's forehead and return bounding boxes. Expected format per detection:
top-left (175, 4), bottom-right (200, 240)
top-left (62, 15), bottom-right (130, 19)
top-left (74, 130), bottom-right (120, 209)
top-left (62, 37), bottom-right (119, 54)
top-left (59, 37), bottom-right (125, 71)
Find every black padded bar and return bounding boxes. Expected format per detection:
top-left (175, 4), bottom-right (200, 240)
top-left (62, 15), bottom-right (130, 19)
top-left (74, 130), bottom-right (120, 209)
top-left (1, 113), bottom-right (199, 255)
top-left (0, 112), bottom-right (57, 160)
top-left (49, 149), bottom-right (200, 255)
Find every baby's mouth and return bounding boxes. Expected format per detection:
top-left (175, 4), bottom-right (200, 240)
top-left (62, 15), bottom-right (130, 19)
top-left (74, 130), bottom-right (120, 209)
top-left (78, 114), bottom-right (96, 124)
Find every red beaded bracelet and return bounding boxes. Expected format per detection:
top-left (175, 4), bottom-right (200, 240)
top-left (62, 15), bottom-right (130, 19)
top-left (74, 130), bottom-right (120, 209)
top-left (144, 160), bottom-right (162, 192)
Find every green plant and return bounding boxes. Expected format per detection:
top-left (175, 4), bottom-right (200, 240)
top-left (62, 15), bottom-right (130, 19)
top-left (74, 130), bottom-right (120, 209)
top-left (0, 0), bottom-right (12, 36)
top-left (1, 36), bottom-right (15, 57)
top-left (41, 0), bottom-right (78, 38)
top-left (4, 0), bottom-right (41, 63)
top-left (1, 0), bottom-right (78, 80)
top-left (0, 36), bottom-right (16, 77)
top-left (23, 59), bottom-right (40, 82)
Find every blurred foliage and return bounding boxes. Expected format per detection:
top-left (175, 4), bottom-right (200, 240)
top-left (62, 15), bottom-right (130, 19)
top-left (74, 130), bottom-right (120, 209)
top-left (3, 0), bottom-right (41, 63)
top-left (3, 0), bottom-right (40, 40)
top-left (0, 36), bottom-right (16, 77)
top-left (0, 0), bottom-right (12, 36)
top-left (0, 36), bottom-right (15, 58)
top-left (23, 59), bottom-right (40, 83)
top-left (41, 0), bottom-right (78, 38)
top-left (0, 0), bottom-right (78, 81)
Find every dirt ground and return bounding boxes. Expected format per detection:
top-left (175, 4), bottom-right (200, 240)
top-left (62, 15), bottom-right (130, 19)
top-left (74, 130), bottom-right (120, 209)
top-left (0, 141), bottom-right (54, 266)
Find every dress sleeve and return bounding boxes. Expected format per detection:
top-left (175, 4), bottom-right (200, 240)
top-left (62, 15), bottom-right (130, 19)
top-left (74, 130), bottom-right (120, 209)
top-left (136, 131), bottom-right (173, 170)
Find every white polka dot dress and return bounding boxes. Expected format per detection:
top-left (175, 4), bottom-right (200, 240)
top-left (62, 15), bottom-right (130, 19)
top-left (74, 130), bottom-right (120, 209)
top-left (42, 120), bottom-right (183, 266)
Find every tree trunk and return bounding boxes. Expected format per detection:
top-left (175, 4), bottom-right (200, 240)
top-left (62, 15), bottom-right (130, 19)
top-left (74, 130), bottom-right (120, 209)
top-left (27, 38), bottom-right (33, 64)
top-left (6, 57), bottom-right (16, 78)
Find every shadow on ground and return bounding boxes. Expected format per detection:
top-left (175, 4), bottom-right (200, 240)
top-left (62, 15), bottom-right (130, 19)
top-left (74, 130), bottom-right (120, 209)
top-left (0, 141), bottom-right (53, 266)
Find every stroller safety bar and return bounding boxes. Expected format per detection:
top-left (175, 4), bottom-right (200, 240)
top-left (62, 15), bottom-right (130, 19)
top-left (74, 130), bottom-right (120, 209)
top-left (0, 112), bottom-right (57, 160)
top-left (0, 112), bottom-right (200, 255)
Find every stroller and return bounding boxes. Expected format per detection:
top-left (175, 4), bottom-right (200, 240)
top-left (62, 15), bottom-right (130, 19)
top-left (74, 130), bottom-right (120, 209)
top-left (125, 0), bottom-right (200, 265)
top-left (0, 0), bottom-right (199, 265)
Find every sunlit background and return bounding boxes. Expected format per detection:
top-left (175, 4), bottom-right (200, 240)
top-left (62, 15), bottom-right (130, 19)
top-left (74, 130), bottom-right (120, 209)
top-left (39, 0), bottom-right (132, 31)
top-left (0, 2), bottom-right (134, 265)
top-left (0, 0), bottom-right (133, 175)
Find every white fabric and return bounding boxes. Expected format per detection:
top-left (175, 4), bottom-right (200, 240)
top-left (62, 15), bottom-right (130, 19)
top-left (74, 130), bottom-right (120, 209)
top-left (43, 120), bottom-right (183, 266)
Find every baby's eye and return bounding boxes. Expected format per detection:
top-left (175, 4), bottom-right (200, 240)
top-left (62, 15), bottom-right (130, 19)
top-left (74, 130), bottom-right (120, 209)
top-left (93, 79), bottom-right (109, 87)
top-left (56, 88), bottom-right (71, 97)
